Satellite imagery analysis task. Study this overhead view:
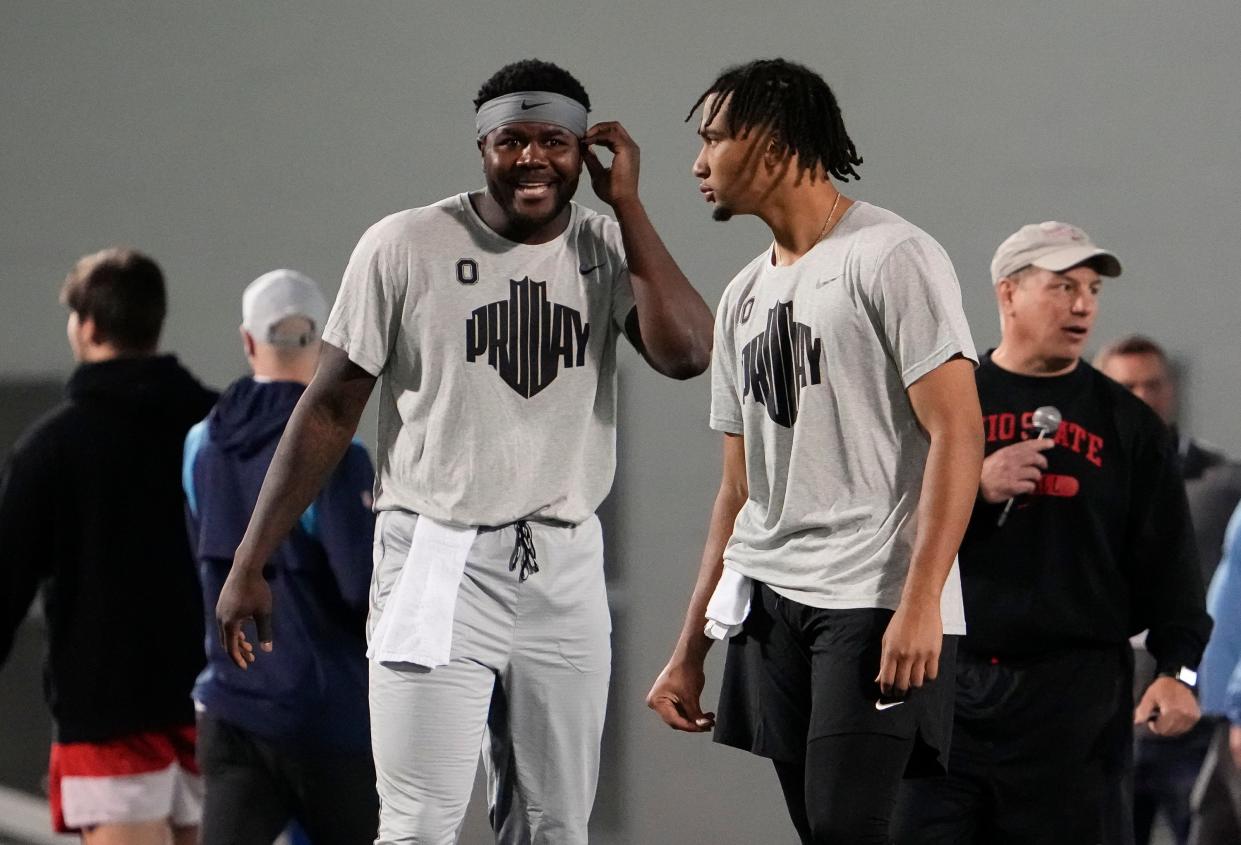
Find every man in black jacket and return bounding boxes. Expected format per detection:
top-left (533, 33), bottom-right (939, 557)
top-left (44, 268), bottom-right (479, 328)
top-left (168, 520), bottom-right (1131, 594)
top-left (0, 248), bottom-right (217, 844)
top-left (1095, 334), bottom-right (1241, 845)
top-left (892, 222), bottom-right (1212, 844)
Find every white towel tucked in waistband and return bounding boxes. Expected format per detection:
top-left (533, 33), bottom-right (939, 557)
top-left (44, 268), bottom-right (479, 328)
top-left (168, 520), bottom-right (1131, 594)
top-left (704, 567), bottom-right (752, 640)
top-left (366, 516), bottom-right (478, 669)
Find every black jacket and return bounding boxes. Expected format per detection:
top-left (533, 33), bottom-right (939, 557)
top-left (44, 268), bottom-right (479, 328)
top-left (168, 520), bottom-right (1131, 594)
top-left (961, 354), bottom-right (1212, 675)
top-left (0, 355), bottom-right (217, 742)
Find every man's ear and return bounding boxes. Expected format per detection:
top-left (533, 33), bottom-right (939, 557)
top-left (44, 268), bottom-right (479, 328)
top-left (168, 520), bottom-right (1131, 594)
top-left (762, 132), bottom-right (786, 168)
top-left (996, 278), bottom-right (1017, 315)
top-left (81, 315), bottom-right (103, 347)
top-left (240, 327), bottom-right (257, 359)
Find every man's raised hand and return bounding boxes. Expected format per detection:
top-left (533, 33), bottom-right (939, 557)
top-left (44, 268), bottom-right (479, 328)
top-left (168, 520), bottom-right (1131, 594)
top-left (582, 121), bottom-right (640, 207)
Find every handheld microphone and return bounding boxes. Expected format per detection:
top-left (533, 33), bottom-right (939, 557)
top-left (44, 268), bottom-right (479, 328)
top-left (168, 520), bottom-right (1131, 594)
top-left (997, 405), bottom-right (1061, 527)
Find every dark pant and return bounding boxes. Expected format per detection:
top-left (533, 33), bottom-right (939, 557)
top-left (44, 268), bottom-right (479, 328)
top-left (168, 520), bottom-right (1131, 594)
top-left (1133, 719), bottom-right (1215, 845)
top-left (775, 732), bottom-right (916, 844)
top-left (715, 584), bottom-right (958, 843)
top-left (197, 714), bottom-right (378, 845)
top-left (892, 646), bottom-right (1131, 845)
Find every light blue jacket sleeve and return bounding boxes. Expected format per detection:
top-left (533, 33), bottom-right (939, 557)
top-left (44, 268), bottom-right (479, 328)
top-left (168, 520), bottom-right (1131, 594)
top-left (1215, 506), bottom-right (1241, 723)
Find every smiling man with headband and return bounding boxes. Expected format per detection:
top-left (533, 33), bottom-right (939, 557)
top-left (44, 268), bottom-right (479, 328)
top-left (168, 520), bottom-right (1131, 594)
top-left (215, 58), bottom-right (713, 843)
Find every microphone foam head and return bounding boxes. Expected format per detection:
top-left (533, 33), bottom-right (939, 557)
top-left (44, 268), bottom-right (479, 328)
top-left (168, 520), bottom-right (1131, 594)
top-left (1032, 405), bottom-right (1062, 434)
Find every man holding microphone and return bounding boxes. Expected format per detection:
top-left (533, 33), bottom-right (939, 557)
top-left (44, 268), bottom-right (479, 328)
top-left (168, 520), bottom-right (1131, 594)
top-left (893, 222), bottom-right (1212, 843)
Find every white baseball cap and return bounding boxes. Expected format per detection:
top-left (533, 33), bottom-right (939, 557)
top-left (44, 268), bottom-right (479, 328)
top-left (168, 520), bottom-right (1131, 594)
top-left (241, 269), bottom-right (328, 347)
top-left (990, 221), bottom-right (1122, 285)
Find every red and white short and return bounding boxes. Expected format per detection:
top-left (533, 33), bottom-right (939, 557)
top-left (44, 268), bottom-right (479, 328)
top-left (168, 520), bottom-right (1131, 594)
top-left (48, 724), bottom-right (203, 833)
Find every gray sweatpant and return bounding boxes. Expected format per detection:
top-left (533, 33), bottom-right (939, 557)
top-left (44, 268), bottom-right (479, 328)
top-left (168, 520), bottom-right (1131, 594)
top-left (368, 511), bottom-right (611, 845)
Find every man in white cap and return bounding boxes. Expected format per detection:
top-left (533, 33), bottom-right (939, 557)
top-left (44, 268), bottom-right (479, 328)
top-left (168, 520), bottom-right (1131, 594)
top-left (892, 223), bottom-right (1212, 843)
top-left (184, 269), bottom-right (378, 844)
top-left (215, 59), bottom-right (714, 843)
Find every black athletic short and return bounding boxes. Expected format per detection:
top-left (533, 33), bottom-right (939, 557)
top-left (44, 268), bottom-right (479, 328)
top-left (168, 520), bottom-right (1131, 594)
top-left (713, 581), bottom-right (958, 777)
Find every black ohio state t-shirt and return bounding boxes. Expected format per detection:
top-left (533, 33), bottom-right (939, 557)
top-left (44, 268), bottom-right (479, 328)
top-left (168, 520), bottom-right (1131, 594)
top-left (959, 353), bottom-right (1208, 671)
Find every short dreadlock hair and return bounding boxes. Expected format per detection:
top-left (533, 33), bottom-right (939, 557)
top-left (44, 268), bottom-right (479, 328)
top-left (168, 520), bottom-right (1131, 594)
top-left (688, 58), bottom-right (862, 182)
top-left (474, 59), bottom-right (591, 112)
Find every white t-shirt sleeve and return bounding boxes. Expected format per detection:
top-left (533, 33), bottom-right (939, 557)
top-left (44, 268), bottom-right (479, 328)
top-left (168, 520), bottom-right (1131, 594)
top-left (709, 289), bottom-right (744, 434)
top-left (869, 236), bottom-right (978, 388)
top-left (322, 221), bottom-right (405, 377)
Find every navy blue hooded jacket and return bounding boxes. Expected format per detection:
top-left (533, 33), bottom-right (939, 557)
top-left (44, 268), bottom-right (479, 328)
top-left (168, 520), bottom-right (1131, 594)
top-left (184, 377), bottom-right (374, 752)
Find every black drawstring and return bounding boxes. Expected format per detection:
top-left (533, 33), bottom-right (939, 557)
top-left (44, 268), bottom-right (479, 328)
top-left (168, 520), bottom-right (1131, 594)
top-left (509, 520), bottom-right (539, 581)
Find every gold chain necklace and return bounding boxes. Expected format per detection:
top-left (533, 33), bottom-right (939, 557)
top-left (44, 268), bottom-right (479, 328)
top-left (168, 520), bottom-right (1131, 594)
top-left (816, 191), bottom-right (844, 242)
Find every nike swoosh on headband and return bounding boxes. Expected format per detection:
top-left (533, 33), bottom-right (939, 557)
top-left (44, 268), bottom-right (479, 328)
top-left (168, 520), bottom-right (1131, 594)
top-left (476, 91), bottom-right (589, 138)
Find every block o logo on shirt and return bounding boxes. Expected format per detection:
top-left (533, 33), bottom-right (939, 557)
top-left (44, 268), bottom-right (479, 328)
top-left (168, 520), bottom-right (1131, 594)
top-left (456, 259), bottom-right (479, 285)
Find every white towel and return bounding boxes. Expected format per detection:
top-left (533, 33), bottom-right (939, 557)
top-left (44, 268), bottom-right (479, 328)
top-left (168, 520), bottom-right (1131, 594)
top-left (704, 567), bottom-right (752, 640)
top-left (366, 516), bottom-right (478, 669)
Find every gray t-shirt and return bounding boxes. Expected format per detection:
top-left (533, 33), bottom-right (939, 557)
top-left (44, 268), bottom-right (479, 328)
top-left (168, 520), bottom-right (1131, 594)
top-left (324, 193), bottom-right (635, 526)
top-left (710, 201), bottom-right (975, 632)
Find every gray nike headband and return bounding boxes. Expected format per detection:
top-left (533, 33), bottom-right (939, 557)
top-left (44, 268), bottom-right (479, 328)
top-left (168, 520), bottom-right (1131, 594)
top-left (475, 91), bottom-right (589, 139)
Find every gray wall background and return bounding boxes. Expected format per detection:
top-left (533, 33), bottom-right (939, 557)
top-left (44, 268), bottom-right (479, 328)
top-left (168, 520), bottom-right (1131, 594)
top-left (2, 1), bottom-right (1238, 842)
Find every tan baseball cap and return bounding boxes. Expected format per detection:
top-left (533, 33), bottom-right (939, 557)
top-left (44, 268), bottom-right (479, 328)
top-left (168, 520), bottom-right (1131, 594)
top-left (990, 221), bottom-right (1122, 285)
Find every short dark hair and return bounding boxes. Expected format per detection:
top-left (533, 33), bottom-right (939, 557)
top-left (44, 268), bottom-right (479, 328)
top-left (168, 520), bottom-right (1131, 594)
top-left (474, 59), bottom-right (591, 112)
top-left (60, 247), bottom-right (166, 352)
top-left (689, 58), bottom-right (862, 182)
top-left (1095, 334), bottom-right (1169, 368)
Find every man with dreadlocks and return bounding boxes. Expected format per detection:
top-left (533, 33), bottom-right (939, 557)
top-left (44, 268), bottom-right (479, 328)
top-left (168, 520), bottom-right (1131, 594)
top-left (215, 59), bottom-right (713, 843)
top-left (646, 58), bottom-right (983, 842)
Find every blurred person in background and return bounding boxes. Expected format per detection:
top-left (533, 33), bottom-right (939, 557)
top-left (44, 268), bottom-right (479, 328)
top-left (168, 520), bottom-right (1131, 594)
top-left (183, 269), bottom-right (378, 844)
top-left (1190, 501), bottom-right (1241, 843)
top-left (0, 247), bottom-right (216, 844)
top-left (1096, 334), bottom-right (1241, 844)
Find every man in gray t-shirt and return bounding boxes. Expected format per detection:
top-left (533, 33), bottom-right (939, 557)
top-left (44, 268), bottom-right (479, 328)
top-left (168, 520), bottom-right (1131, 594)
top-left (215, 59), bottom-right (714, 843)
top-left (647, 59), bottom-right (983, 842)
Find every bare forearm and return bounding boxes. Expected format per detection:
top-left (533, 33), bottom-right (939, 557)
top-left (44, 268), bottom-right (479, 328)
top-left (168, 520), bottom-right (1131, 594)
top-left (672, 482), bottom-right (747, 665)
top-left (903, 426), bottom-right (983, 604)
top-left (612, 196), bottom-right (713, 378)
